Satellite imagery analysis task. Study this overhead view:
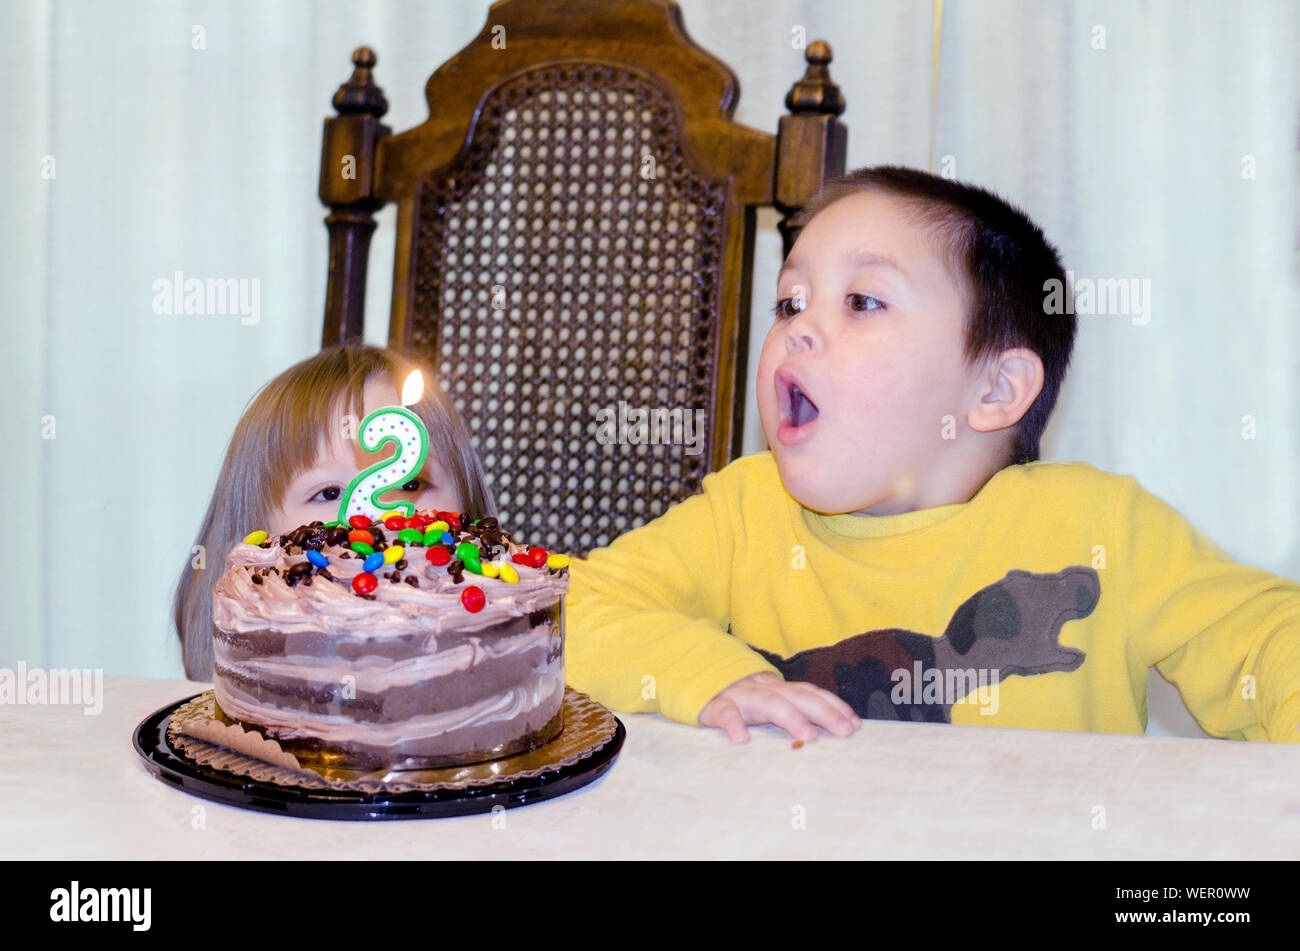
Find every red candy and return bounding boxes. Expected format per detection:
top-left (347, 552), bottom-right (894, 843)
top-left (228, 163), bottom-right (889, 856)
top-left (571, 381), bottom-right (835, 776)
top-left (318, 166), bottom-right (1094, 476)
top-left (527, 546), bottom-right (549, 568)
top-left (384, 515), bottom-right (407, 531)
top-left (348, 515), bottom-right (372, 529)
top-left (406, 515), bottom-right (428, 529)
top-left (461, 585), bottom-right (485, 613)
top-left (348, 529), bottom-right (374, 546)
top-left (436, 510), bottom-right (462, 530)
top-left (512, 553), bottom-right (534, 567)
top-left (352, 572), bottom-right (378, 595)
top-left (425, 546), bottom-right (451, 566)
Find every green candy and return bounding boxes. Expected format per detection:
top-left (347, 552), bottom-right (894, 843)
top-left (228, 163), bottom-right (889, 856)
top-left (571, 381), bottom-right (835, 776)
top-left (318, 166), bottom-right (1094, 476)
top-left (462, 557), bottom-right (483, 575)
top-left (350, 542), bottom-right (375, 556)
top-left (455, 542), bottom-right (481, 563)
top-left (398, 528), bottom-right (423, 545)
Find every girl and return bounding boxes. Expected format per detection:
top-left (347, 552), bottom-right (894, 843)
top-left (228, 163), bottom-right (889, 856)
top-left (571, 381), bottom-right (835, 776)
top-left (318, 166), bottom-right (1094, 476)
top-left (174, 344), bottom-right (495, 681)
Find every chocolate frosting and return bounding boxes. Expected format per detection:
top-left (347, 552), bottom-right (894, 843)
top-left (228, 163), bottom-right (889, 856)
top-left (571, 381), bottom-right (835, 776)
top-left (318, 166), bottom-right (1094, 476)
top-left (213, 518), bottom-right (569, 639)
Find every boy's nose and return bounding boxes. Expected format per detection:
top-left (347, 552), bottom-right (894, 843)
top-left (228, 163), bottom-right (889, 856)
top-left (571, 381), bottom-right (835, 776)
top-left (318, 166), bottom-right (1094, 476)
top-left (785, 326), bottom-right (816, 353)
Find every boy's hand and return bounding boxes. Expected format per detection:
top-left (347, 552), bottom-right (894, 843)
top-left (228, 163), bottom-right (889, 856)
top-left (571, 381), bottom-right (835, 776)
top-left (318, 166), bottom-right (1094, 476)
top-left (698, 671), bottom-right (862, 744)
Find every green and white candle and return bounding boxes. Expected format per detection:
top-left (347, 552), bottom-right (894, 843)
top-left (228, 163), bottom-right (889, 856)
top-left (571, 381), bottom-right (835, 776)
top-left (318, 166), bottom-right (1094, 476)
top-left (337, 371), bottom-right (430, 522)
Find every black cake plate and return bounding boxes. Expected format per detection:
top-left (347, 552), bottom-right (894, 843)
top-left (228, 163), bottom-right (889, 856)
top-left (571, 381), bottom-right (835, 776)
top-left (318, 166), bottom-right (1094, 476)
top-left (133, 692), bottom-right (625, 821)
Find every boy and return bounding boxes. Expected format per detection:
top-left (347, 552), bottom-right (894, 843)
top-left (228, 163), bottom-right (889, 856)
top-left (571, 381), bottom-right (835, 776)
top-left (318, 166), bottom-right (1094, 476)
top-left (566, 165), bottom-right (1300, 744)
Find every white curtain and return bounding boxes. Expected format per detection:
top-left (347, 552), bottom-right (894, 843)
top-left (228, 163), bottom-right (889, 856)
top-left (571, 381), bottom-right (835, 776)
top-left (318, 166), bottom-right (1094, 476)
top-left (3, 0), bottom-right (1296, 740)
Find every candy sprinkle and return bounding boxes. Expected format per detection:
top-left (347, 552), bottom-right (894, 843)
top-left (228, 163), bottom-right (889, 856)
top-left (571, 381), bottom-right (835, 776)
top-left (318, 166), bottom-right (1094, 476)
top-left (480, 562), bottom-right (499, 579)
top-left (425, 546), bottom-right (451, 566)
top-left (383, 545), bottom-right (405, 564)
top-left (352, 572), bottom-right (378, 595)
top-left (461, 585), bottom-right (485, 612)
top-left (362, 551), bottom-right (384, 573)
top-left (546, 553), bottom-right (571, 570)
top-left (348, 529), bottom-right (374, 547)
top-left (306, 550), bottom-right (329, 568)
top-left (348, 515), bottom-right (372, 529)
top-left (499, 563), bottom-right (519, 584)
top-left (351, 542), bottom-right (375, 557)
top-left (243, 530), bottom-right (269, 545)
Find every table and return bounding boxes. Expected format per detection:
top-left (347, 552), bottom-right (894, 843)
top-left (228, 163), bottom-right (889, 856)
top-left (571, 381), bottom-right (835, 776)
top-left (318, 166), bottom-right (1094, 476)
top-left (3, 676), bottom-right (1297, 859)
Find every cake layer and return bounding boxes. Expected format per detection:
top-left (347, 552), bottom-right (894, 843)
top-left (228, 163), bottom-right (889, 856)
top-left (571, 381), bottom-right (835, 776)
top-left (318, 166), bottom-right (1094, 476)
top-left (214, 665), bottom-right (566, 770)
top-left (213, 628), bottom-right (560, 722)
top-left (213, 606), bottom-right (559, 663)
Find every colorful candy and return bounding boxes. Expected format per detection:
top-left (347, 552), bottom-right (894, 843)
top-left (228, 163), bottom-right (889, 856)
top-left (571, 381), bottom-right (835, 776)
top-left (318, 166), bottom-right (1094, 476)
top-left (480, 562), bottom-right (499, 579)
top-left (461, 585), bottom-right (485, 612)
top-left (383, 545), bottom-right (405, 564)
top-left (306, 550), bottom-right (329, 568)
top-left (350, 542), bottom-right (375, 556)
top-left (425, 546), bottom-right (451, 566)
top-left (348, 515), bottom-right (372, 529)
top-left (499, 563), bottom-right (519, 584)
top-left (362, 551), bottom-right (384, 573)
top-left (381, 513), bottom-right (405, 529)
top-left (455, 542), bottom-right (480, 563)
top-left (428, 520), bottom-right (449, 533)
top-left (527, 547), bottom-right (549, 568)
top-left (352, 572), bottom-right (378, 595)
top-left (348, 529), bottom-right (374, 546)
top-left (546, 553), bottom-right (570, 570)
top-left (397, 528), bottom-right (423, 545)
top-left (243, 530), bottom-right (268, 545)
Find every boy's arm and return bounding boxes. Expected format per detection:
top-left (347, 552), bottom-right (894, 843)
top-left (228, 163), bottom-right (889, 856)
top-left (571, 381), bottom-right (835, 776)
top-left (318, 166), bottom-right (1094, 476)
top-left (565, 464), bottom-right (780, 726)
top-left (1116, 476), bottom-right (1300, 742)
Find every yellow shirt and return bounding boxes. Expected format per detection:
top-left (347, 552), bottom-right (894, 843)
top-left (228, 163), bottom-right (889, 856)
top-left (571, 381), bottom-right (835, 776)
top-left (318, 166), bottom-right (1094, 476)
top-left (566, 452), bottom-right (1300, 741)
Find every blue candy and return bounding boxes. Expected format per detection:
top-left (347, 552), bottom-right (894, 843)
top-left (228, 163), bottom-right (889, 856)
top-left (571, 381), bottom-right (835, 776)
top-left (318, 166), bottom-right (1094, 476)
top-left (440, 531), bottom-right (454, 544)
top-left (363, 551), bottom-right (384, 573)
top-left (306, 550), bottom-right (329, 568)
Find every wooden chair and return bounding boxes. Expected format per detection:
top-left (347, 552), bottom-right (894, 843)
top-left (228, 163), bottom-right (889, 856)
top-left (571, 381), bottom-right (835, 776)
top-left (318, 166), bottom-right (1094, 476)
top-left (319, 0), bottom-right (846, 554)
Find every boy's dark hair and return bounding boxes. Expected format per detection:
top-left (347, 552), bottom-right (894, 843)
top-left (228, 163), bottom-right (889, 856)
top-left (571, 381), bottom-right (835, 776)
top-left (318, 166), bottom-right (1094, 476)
top-left (793, 165), bottom-right (1074, 468)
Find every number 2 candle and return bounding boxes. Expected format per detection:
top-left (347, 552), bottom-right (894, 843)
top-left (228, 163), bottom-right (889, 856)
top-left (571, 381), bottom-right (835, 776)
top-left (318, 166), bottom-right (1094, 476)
top-left (337, 371), bottom-right (429, 522)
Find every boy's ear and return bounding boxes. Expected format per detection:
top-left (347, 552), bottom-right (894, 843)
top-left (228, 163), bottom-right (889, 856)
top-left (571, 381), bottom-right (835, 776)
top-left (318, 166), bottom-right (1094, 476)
top-left (968, 348), bottom-right (1043, 434)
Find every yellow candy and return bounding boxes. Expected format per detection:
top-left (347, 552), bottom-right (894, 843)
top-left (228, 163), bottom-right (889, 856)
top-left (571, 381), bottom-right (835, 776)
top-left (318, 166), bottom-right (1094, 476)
top-left (546, 553), bottom-right (570, 570)
top-left (480, 562), bottom-right (500, 579)
top-left (429, 520), bottom-right (449, 533)
top-left (383, 545), bottom-right (405, 564)
top-left (499, 564), bottom-right (519, 584)
top-left (243, 530), bottom-right (268, 545)
top-left (381, 511), bottom-right (405, 522)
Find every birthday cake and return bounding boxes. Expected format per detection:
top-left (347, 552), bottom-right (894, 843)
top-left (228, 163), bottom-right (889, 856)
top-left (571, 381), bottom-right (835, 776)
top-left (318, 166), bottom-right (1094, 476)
top-left (210, 511), bottom-right (569, 771)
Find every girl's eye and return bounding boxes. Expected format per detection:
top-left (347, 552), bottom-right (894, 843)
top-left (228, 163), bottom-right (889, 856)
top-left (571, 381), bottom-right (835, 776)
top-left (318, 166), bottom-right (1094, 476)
top-left (847, 294), bottom-right (886, 313)
top-left (311, 486), bottom-right (342, 502)
top-left (401, 478), bottom-right (420, 492)
top-left (771, 297), bottom-right (807, 320)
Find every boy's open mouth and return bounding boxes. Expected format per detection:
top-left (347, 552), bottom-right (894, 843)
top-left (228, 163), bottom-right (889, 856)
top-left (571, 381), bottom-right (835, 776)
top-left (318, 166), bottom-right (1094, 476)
top-left (776, 368), bottom-right (820, 443)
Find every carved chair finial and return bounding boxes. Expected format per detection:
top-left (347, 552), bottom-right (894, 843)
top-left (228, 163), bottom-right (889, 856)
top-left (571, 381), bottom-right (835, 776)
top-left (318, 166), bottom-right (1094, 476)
top-left (332, 46), bottom-right (389, 117)
top-left (785, 40), bottom-right (845, 117)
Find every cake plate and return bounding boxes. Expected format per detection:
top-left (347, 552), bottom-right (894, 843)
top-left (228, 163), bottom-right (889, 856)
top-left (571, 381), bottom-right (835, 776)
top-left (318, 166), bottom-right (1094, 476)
top-left (133, 691), bottom-right (625, 821)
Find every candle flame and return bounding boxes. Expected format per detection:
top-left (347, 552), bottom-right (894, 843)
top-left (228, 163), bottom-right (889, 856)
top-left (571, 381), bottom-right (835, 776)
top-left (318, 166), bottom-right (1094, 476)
top-left (401, 370), bottom-right (424, 406)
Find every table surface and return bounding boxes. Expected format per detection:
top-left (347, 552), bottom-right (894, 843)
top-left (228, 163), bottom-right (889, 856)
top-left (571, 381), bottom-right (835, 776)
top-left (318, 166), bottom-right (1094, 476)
top-left (4, 676), bottom-right (1298, 859)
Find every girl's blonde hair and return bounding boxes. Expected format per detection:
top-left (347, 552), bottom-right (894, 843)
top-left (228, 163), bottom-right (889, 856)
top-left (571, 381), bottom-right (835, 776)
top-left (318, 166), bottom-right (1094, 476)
top-left (174, 344), bottom-right (495, 681)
